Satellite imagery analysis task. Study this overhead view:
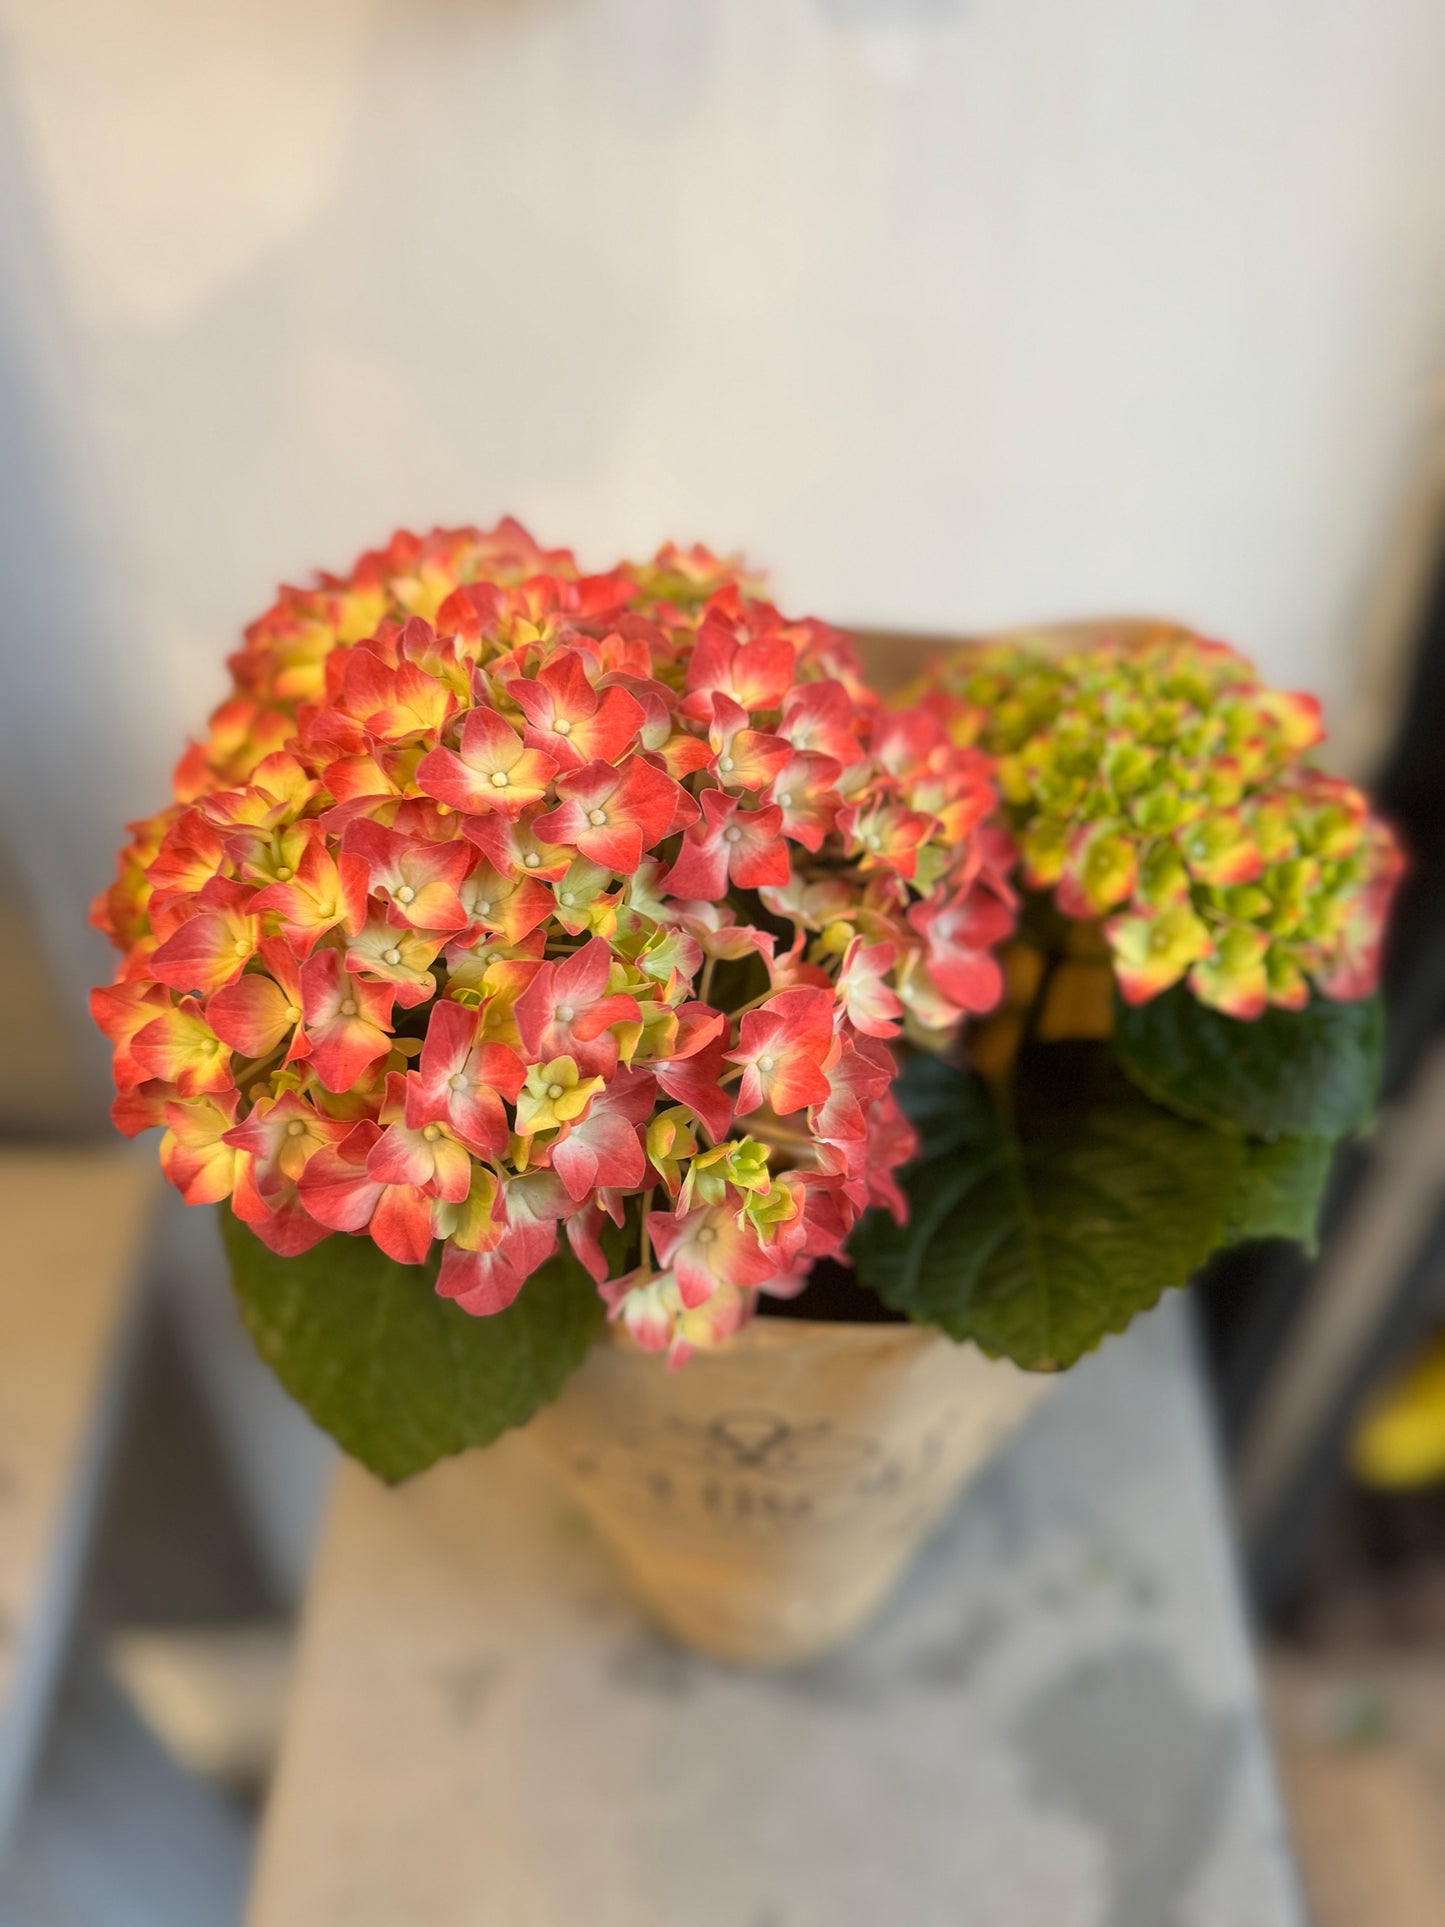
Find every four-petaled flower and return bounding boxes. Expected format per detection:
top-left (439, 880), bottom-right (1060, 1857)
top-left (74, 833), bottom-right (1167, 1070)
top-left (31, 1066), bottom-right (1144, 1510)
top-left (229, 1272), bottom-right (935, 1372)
top-left (907, 886), bottom-right (1014, 1016)
top-left (299, 1119), bottom-right (437, 1266)
top-left (435, 1171), bottom-right (568, 1316)
top-left (705, 694), bottom-right (791, 792)
top-left (300, 948), bottom-right (397, 1092)
top-left (160, 1089), bottom-right (241, 1205)
top-left (343, 820), bottom-right (474, 932)
top-left (513, 936), bottom-right (643, 1075)
top-left (509, 649), bottom-right (646, 770)
top-left (249, 833), bottom-right (368, 955)
top-left (534, 756), bottom-right (692, 873)
top-left (647, 1201), bottom-right (788, 1310)
top-left (206, 937), bottom-right (308, 1063)
top-left (550, 1066), bottom-right (654, 1201)
top-left (661, 789), bottom-right (788, 897)
top-left (725, 987), bottom-right (838, 1117)
top-left (405, 1000), bottom-right (526, 1160)
top-left (148, 880), bottom-right (260, 995)
top-left (416, 705), bottom-right (558, 816)
top-left (365, 1078), bottom-right (474, 1204)
top-left (682, 621), bottom-right (795, 721)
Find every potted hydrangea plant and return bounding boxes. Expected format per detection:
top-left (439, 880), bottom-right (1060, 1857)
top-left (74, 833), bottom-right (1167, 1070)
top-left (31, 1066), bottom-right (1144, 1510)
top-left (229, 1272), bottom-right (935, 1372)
top-left (91, 528), bottom-right (1401, 1663)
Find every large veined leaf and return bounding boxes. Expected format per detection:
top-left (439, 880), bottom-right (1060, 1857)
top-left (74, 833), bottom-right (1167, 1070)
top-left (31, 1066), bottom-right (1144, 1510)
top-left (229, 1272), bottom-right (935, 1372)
top-left (851, 1050), bottom-right (1246, 1370)
top-left (221, 1214), bottom-right (603, 1481)
top-left (1113, 985), bottom-right (1382, 1141)
top-left (1225, 1133), bottom-right (1334, 1250)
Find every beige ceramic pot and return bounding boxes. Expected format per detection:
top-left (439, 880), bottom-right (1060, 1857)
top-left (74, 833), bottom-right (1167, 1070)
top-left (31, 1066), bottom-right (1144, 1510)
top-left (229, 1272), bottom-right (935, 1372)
top-left (529, 1317), bottom-right (1052, 1666)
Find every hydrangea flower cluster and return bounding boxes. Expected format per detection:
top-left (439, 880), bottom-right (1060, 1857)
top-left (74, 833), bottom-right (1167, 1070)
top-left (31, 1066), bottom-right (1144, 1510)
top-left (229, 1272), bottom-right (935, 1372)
top-left (92, 523), bottom-right (1013, 1361)
top-left (918, 626), bottom-right (1402, 1018)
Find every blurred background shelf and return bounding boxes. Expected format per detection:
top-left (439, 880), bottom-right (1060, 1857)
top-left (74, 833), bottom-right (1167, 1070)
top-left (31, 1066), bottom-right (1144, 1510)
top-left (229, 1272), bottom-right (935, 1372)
top-left (0, 1150), bottom-right (154, 1845)
top-left (1266, 1647), bottom-right (1445, 1927)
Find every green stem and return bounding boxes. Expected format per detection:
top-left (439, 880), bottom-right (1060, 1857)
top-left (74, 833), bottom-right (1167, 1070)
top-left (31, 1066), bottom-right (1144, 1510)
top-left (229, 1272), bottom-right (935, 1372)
top-left (1020, 947), bottom-right (1062, 1055)
top-left (727, 988), bottom-right (783, 1026)
top-left (746, 1117), bottom-right (820, 1165)
top-left (635, 1188), bottom-right (656, 1276)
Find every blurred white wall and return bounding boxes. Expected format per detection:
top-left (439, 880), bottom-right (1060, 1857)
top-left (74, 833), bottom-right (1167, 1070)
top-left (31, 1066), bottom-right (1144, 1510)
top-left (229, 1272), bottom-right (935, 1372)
top-left (4, 0), bottom-right (1445, 1055)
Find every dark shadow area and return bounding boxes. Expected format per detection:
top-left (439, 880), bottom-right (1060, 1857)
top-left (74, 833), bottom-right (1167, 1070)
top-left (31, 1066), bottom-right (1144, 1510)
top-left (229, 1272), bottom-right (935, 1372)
top-left (757, 1254), bottom-right (906, 1324)
top-left (1206, 534), bottom-right (1445, 1624)
top-left (87, 1299), bottom-right (279, 1630)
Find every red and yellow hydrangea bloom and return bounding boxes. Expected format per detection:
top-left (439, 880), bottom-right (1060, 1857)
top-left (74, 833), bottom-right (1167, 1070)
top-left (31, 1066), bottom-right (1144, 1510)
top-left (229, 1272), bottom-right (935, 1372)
top-left (93, 522), bottom-right (1013, 1362)
top-left (918, 626), bottom-right (1403, 1018)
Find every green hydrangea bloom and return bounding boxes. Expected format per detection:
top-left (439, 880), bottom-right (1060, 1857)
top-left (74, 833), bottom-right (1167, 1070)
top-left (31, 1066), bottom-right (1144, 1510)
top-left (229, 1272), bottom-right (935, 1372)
top-left (920, 626), bottom-right (1401, 1017)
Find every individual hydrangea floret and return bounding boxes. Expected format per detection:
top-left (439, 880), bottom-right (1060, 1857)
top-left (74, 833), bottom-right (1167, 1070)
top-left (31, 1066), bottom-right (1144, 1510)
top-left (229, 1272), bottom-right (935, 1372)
top-left (92, 522), bottom-right (1014, 1362)
top-left (917, 625), bottom-right (1402, 1018)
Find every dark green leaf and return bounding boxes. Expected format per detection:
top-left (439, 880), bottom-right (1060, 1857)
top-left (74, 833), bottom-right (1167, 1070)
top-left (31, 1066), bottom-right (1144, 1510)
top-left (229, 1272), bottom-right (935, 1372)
top-left (1225, 1133), bottom-right (1334, 1249)
top-left (889, 1047), bottom-right (998, 1158)
top-left (221, 1214), bottom-right (603, 1482)
top-left (852, 1049), bottom-right (1244, 1370)
top-left (1113, 985), bottom-right (1382, 1141)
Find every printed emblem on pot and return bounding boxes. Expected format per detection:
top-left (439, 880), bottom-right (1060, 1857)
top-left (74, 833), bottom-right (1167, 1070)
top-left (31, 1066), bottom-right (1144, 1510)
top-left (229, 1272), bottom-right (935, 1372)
top-left (562, 1408), bottom-right (957, 1538)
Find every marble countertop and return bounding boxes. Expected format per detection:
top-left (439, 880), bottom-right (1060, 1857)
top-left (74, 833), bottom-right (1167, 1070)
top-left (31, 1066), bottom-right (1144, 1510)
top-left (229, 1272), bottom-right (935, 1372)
top-left (249, 1294), bottom-right (1303, 1927)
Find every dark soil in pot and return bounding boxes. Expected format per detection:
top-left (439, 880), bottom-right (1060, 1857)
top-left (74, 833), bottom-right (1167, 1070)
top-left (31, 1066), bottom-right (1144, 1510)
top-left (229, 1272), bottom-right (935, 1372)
top-left (757, 1256), bottom-right (908, 1325)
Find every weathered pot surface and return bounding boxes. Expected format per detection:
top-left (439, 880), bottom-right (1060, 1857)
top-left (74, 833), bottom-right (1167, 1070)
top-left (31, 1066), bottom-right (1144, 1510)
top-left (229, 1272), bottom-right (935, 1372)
top-left (529, 1316), bottom-right (1053, 1666)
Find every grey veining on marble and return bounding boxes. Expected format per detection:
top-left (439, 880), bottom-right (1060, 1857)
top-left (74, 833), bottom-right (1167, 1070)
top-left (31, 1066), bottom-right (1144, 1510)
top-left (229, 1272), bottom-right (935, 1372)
top-left (249, 1294), bottom-right (1304, 1927)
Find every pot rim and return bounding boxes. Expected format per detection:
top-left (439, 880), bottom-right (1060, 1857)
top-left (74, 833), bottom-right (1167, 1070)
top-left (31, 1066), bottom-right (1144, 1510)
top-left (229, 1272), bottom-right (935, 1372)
top-left (601, 1314), bottom-right (1019, 1365)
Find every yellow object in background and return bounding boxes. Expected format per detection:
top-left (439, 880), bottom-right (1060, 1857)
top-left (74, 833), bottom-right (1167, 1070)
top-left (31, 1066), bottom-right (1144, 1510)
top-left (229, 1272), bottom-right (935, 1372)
top-left (1350, 1333), bottom-right (1445, 1490)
